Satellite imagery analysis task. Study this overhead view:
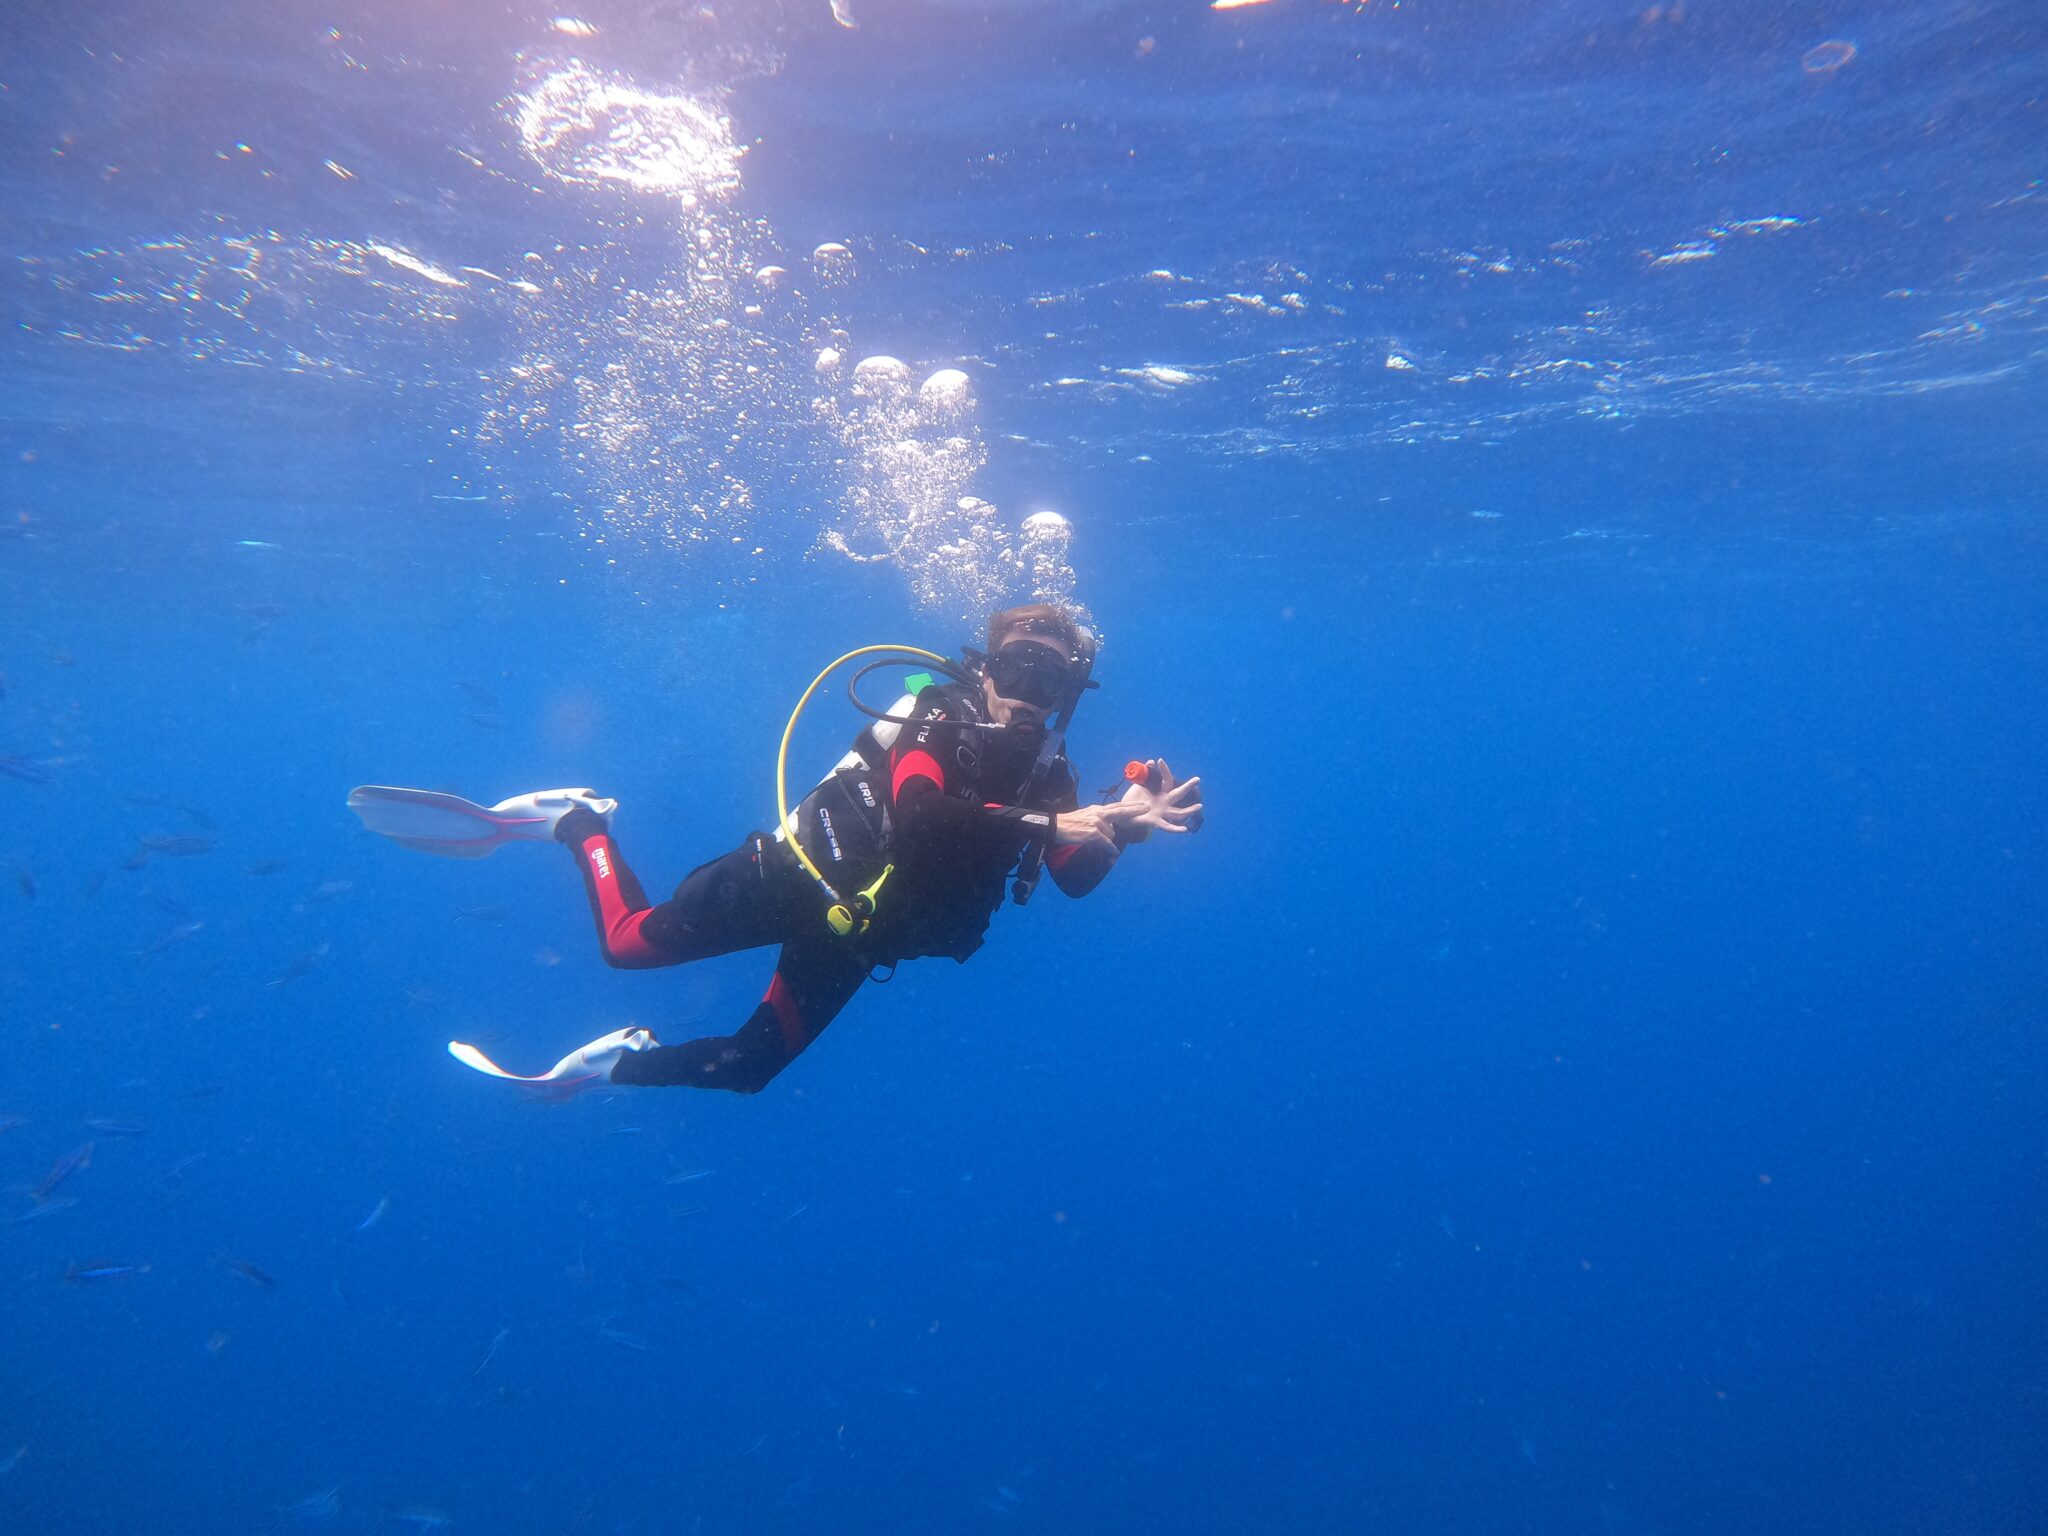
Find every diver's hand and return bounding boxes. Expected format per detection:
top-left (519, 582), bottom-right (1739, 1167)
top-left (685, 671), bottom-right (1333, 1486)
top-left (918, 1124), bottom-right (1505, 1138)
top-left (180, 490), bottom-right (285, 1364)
top-left (487, 788), bottom-right (618, 842)
top-left (1052, 803), bottom-right (1124, 854)
top-left (1117, 760), bottom-right (1204, 840)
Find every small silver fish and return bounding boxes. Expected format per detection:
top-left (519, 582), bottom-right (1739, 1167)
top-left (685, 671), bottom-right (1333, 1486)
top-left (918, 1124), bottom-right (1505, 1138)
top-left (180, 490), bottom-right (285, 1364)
top-left (270, 944), bottom-right (329, 987)
top-left (34, 1141), bottom-right (93, 1202)
top-left (135, 920), bottom-right (205, 958)
top-left (139, 834), bottom-right (217, 856)
top-left (158, 1151), bottom-right (209, 1183)
top-left (64, 1260), bottom-right (151, 1283)
top-left (222, 1256), bottom-right (277, 1289)
top-left (281, 1485), bottom-right (339, 1522)
top-left (470, 1327), bottom-right (509, 1378)
top-left (10, 1196), bottom-right (76, 1224)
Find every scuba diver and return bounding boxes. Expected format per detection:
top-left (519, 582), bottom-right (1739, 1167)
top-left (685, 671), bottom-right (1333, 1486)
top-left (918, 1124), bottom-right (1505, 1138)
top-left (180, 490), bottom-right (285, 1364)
top-left (347, 605), bottom-right (1204, 1097)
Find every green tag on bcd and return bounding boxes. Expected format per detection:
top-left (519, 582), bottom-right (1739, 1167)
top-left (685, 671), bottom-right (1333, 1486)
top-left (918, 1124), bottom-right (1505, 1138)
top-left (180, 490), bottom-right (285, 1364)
top-left (903, 671), bottom-right (935, 693)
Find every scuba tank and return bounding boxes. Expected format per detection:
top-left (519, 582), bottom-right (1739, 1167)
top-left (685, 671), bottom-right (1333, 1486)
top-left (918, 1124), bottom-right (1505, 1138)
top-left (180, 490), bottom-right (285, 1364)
top-left (782, 691), bottom-right (919, 892)
top-left (773, 637), bottom-right (1094, 938)
top-left (774, 646), bottom-right (976, 941)
top-left (785, 676), bottom-right (999, 884)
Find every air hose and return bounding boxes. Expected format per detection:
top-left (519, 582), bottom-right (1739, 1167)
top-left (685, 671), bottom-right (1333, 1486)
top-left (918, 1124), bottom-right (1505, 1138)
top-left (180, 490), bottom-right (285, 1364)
top-left (775, 645), bottom-right (955, 937)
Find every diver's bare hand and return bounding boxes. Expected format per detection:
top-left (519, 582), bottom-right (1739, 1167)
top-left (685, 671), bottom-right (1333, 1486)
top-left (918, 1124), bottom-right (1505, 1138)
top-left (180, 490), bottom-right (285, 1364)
top-left (1122, 763), bottom-right (1203, 836)
top-left (1053, 803), bottom-right (1123, 853)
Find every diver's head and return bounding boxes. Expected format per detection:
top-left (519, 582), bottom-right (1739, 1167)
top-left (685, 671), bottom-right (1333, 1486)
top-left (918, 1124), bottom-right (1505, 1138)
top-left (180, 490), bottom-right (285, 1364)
top-left (980, 603), bottom-right (1092, 740)
top-left (986, 602), bottom-right (1089, 661)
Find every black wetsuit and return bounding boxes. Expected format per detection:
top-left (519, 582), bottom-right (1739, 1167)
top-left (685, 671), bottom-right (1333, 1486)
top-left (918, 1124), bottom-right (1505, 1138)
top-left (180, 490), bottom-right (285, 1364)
top-left (554, 683), bottom-right (1118, 1092)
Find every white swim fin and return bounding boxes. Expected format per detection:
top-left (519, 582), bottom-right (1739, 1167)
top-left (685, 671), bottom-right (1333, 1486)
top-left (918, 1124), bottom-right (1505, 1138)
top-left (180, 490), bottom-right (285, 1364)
top-left (347, 786), bottom-right (615, 858)
top-left (448, 1027), bottom-right (655, 1100)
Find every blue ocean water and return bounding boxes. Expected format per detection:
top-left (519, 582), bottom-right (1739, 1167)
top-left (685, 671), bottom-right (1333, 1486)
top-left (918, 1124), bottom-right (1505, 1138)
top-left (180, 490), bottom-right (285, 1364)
top-left (2, 1), bottom-right (2044, 1531)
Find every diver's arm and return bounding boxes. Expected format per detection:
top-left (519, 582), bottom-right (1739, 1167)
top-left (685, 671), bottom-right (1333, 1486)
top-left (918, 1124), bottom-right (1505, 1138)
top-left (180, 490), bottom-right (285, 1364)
top-left (1045, 830), bottom-right (1117, 895)
top-left (555, 805), bottom-right (684, 969)
top-left (890, 772), bottom-right (1052, 855)
top-left (1046, 759), bottom-right (1203, 893)
top-left (892, 735), bottom-right (1118, 894)
top-left (1045, 765), bottom-right (1119, 896)
top-left (886, 693), bottom-right (1172, 868)
top-left (886, 691), bottom-right (1057, 855)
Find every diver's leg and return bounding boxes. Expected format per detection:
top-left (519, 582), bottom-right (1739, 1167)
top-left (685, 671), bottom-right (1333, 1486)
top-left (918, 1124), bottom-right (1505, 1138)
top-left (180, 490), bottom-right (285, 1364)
top-left (563, 822), bottom-right (799, 969)
top-left (611, 940), bottom-right (869, 1093)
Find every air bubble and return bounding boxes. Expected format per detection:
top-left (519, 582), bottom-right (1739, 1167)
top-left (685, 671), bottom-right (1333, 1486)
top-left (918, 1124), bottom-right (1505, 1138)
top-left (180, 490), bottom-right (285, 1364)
top-left (1801, 39), bottom-right (1856, 73)
top-left (812, 242), bottom-right (855, 283)
top-left (919, 368), bottom-right (974, 418)
top-left (515, 63), bottom-right (743, 202)
top-left (853, 355), bottom-right (911, 400)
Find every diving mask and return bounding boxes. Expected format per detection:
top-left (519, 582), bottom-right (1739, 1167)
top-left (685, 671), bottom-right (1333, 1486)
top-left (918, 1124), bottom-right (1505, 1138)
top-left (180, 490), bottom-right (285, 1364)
top-left (984, 642), bottom-right (1073, 711)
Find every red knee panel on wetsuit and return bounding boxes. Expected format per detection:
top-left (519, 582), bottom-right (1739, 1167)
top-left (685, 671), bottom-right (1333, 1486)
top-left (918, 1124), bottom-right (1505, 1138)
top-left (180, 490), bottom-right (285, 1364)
top-left (763, 971), bottom-right (807, 1053)
top-left (576, 832), bottom-right (668, 968)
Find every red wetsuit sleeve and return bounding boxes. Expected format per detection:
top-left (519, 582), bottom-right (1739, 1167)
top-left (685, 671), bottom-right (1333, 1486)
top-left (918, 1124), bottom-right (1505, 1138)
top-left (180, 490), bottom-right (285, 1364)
top-left (564, 822), bottom-right (679, 969)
